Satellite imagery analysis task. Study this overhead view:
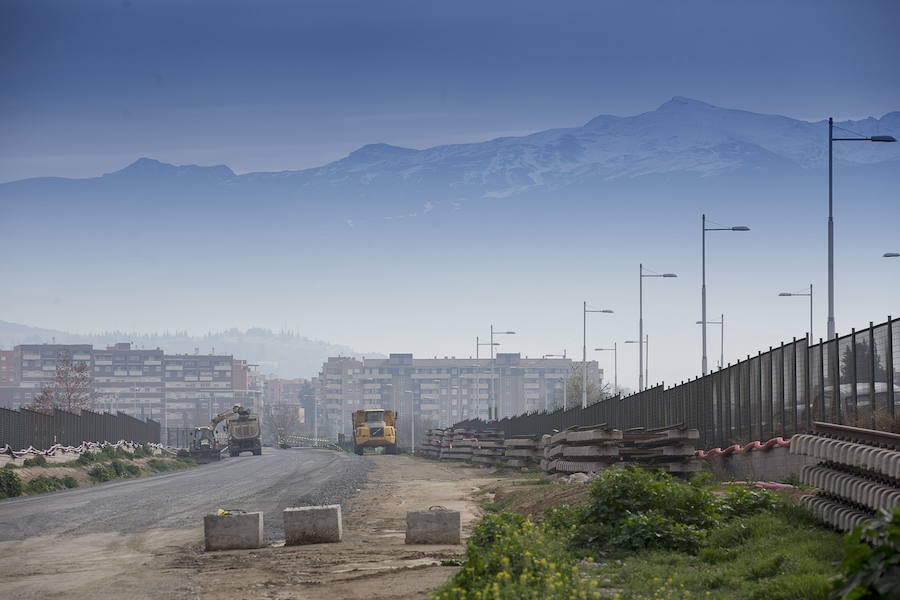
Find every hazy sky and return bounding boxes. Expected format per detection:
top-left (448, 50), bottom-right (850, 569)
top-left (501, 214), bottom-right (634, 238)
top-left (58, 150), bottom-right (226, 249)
top-left (1, 1), bottom-right (898, 388)
top-left (2, 0), bottom-right (899, 182)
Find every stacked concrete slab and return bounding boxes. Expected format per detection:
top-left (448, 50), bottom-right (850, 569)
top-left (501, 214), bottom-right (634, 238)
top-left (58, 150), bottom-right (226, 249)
top-left (421, 428), bottom-right (447, 459)
top-left (441, 428), bottom-right (477, 461)
top-left (619, 428), bottom-right (701, 475)
top-left (502, 435), bottom-right (542, 468)
top-left (471, 429), bottom-right (506, 465)
top-left (791, 429), bottom-right (900, 532)
top-left (541, 425), bottom-right (622, 476)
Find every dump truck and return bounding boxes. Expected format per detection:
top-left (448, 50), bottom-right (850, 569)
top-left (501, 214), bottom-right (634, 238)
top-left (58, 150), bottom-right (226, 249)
top-left (351, 409), bottom-right (398, 455)
top-left (189, 405), bottom-right (261, 461)
top-left (225, 406), bottom-right (262, 457)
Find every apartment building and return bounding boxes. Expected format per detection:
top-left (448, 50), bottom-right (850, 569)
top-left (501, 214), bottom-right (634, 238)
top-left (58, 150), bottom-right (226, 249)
top-left (0, 343), bottom-right (263, 429)
top-left (0, 350), bottom-right (16, 386)
top-left (92, 343), bottom-right (165, 419)
top-left (315, 353), bottom-right (601, 440)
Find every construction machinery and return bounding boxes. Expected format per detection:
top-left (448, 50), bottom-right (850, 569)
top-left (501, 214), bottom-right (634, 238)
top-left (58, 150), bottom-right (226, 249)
top-left (189, 405), bottom-right (261, 462)
top-left (351, 409), bottom-right (397, 455)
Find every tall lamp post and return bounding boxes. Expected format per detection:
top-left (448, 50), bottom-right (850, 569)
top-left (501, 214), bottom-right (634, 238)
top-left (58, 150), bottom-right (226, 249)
top-left (640, 264), bottom-right (677, 391)
top-left (827, 120), bottom-right (895, 339)
top-left (583, 302), bottom-right (614, 408)
top-left (779, 285), bottom-right (814, 342)
top-left (489, 325), bottom-right (515, 420)
top-left (477, 337), bottom-right (499, 421)
top-left (696, 315), bottom-right (725, 370)
top-left (594, 344), bottom-right (617, 396)
top-left (702, 215), bottom-right (750, 375)
top-left (625, 335), bottom-right (649, 389)
top-left (405, 390), bottom-right (415, 452)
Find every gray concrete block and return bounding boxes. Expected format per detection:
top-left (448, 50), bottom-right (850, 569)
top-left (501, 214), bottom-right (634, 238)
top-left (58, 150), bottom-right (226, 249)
top-left (406, 509), bottom-right (461, 545)
top-left (204, 511), bottom-right (264, 551)
top-left (283, 505), bottom-right (342, 545)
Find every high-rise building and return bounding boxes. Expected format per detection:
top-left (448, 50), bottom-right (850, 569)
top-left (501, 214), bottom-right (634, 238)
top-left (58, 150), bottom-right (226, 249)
top-left (315, 353), bottom-right (601, 441)
top-left (92, 343), bottom-right (165, 419)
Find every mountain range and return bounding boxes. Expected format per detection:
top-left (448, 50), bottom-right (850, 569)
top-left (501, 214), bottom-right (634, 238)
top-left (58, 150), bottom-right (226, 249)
top-left (3, 97), bottom-right (898, 203)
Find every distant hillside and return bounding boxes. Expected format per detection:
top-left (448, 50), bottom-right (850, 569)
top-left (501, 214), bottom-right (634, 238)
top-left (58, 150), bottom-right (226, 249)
top-left (0, 321), bottom-right (380, 378)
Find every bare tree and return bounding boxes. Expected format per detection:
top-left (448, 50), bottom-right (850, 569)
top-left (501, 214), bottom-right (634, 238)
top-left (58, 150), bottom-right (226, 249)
top-left (262, 403), bottom-right (302, 445)
top-left (30, 351), bottom-right (96, 413)
top-left (565, 364), bottom-right (611, 407)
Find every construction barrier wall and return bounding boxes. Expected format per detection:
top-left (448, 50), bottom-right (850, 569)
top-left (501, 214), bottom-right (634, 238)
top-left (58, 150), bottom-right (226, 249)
top-left (455, 316), bottom-right (899, 450)
top-left (0, 408), bottom-right (160, 450)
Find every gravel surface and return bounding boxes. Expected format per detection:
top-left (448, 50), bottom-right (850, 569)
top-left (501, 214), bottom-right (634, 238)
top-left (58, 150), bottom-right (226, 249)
top-left (0, 448), bottom-right (370, 542)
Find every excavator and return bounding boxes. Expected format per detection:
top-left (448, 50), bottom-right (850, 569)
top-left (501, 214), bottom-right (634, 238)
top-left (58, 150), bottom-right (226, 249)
top-left (189, 405), bottom-right (261, 462)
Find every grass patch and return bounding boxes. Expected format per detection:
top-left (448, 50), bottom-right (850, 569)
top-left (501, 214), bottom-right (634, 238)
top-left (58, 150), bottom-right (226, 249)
top-left (147, 456), bottom-right (197, 472)
top-left (591, 503), bottom-right (843, 599)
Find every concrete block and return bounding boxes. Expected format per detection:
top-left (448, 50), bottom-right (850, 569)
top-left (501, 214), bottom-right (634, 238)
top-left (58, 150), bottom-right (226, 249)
top-left (283, 505), bottom-right (342, 545)
top-left (406, 509), bottom-right (461, 545)
top-left (204, 511), bottom-right (264, 551)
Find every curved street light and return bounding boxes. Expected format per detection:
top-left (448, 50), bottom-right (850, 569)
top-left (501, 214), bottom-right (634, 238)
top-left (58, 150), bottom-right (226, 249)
top-left (702, 215), bottom-right (750, 375)
top-left (640, 265), bottom-right (676, 391)
top-left (827, 120), bottom-right (896, 339)
top-left (778, 285), bottom-right (813, 342)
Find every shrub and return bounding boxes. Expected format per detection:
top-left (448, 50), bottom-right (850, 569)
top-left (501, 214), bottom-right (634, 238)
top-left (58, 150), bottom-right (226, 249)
top-left (830, 507), bottom-right (900, 600)
top-left (88, 464), bottom-right (116, 482)
top-left (110, 459), bottom-right (126, 477)
top-left (75, 451), bottom-right (97, 466)
top-left (568, 466), bottom-right (720, 554)
top-left (0, 469), bottom-right (23, 498)
top-left (22, 454), bottom-right (48, 467)
top-left (61, 475), bottom-right (79, 488)
top-left (435, 513), bottom-right (598, 600)
top-left (176, 449), bottom-right (191, 459)
top-left (100, 445), bottom-right (131, 460)
top-left (24, 475), bottom-right (67, 494)
top-left (125, 464), bottom-right (141, 477)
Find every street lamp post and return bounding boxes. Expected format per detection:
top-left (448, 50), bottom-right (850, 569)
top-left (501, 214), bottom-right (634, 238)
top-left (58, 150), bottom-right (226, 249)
top-left (594, 343), bottom-right (617, 396)
top-left (404, 390), bottom-right (415, 452)
top-left (640, 264), bottom-right (677, 391)
top-left (696, 315), bottom-right (725, 369)
top-left (779, 285), bottom-right (814, 342)
top-left (489, 325), bottom-right (515, 420)
top-left (477, 337), bottom-right (499, 421)
top-left (828, 120), bottom-right (896, 339)
top-left (583, 302), bottom-right (614, 408)
top-left (625, 335), bottom-right (649, 388)
top-left (702, 215), bottom-right (750, 375)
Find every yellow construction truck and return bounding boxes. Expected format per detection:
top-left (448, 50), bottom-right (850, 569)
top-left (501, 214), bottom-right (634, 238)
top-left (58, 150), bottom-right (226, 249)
top-left (351, 409), bottom-right (398, 455)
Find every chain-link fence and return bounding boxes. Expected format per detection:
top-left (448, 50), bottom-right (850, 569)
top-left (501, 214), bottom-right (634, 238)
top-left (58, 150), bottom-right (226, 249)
top-left (0, 408), bottom-right (160, 451)
top-left (455, 316), bottom-right (899, 449)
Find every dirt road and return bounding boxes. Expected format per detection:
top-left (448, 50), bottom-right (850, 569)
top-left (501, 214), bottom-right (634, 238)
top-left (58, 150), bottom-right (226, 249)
top-left (1, 453), bottom-right (495, 600)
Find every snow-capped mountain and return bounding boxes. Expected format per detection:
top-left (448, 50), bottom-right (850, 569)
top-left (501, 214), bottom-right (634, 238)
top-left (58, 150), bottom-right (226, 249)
top-left (2, 97), bottom-right (897, 203)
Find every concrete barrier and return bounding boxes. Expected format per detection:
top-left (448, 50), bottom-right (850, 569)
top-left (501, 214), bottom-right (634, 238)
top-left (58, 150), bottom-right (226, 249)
top-left (203, 511), bottom-right (264, 551)
top-left (283, 505), bottom-right (343, 545)
top-left (406, 508), bottom-right (461, 545)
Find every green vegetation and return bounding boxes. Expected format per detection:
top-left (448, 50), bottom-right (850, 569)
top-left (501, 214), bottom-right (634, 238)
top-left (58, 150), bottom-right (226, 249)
top-left (75, 451), bottom-right (97, 466)
top-left (830, 508), bottom-right (900, 600)
top-left (434, 513), bottom-right (600, 600)
top-left (0, 468), bottom-right (23, 498)
top-left (87, 464), bottom-right (116, 482)
top-left (443, 467), bottom-right (846, 600)
top-left (23, 475), bottom-right (79, 494)
top-left (132, 443), bottom-right (154, 458)
top-left (22, 454), bottom-right (49, 467)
